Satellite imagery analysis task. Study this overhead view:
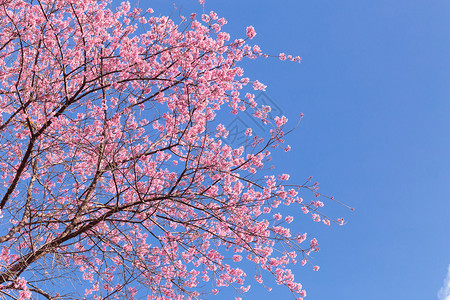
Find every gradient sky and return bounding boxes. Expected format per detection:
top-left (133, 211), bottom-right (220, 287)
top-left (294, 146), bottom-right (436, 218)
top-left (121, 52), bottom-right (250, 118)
top-left (119, 1), bottom-right (450, 299)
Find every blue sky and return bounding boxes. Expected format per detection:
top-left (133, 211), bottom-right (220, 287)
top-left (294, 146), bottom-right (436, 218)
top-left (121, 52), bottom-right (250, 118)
top-left (123, 0), bottom-right (450, 299)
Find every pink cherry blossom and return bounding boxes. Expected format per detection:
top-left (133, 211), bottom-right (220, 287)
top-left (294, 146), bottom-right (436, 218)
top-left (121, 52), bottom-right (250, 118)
top-left (246, 26), bottom-right (257, 39)
top-left (275, 115), bottom-right (288, 127)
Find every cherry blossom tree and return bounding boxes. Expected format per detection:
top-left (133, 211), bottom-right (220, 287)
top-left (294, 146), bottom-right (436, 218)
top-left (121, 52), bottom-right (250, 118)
top-left (0, 0), bottom-right (347, 299)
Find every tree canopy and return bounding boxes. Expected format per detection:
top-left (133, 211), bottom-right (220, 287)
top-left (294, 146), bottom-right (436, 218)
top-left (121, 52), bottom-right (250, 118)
top-left (0, 0), bottom-right (345, 299)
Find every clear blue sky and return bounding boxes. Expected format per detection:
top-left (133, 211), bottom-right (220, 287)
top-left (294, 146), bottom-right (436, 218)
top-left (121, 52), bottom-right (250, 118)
top-left (130, 1), bottom-right (450, 299)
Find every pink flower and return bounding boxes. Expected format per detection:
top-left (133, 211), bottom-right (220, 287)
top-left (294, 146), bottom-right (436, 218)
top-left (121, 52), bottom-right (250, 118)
top-left (297, 233), bottom-right (307, 244)
top-left (246, 26), bottom-right (256, 39)
top-left (275, 115), bottom-right (288, 127)
top-left (202, 14), bottom-right (210, 23)
top-left (218, 17), bottom-right (227, 26)
top-left (19, 290), bottom-right (32, 299)
top-left (240, 285), bottom-right (250, 292)
top-left (210, 11), bottom-right (218, 20)
top-left (252, 80), bottom-right (266, 91)
top-left (285, 216), bottom-right (294, 223)
top-left (280, 173), bottom-right (290, 180)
